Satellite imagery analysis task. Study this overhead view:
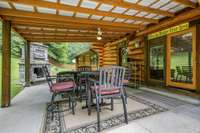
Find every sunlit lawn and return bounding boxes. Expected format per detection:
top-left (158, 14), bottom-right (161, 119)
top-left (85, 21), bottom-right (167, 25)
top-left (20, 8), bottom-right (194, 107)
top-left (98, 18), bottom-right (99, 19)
top-left (0, 54), bottom-right (23, 105)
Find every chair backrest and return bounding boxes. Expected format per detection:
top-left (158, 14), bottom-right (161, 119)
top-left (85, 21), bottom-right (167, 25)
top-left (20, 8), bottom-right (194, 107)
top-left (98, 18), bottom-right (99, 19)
top-left (176, 66), bottom-right (182, 74)
top-left (77, 66), bottom-right (91, 72)
top-left (42, 65), bottom-right (53, 91)
top-left (98, 66), bottom-right (126, 95)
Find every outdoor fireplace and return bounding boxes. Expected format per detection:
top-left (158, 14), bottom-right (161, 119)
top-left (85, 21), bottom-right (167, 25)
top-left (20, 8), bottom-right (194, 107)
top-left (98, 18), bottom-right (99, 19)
top-left (19, 42), bottom-right (49, 84)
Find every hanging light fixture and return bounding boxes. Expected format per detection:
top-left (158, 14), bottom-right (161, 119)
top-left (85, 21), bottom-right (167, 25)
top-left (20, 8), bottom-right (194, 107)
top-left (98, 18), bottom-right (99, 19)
top-left (97, 28), bottom-right (102, 40)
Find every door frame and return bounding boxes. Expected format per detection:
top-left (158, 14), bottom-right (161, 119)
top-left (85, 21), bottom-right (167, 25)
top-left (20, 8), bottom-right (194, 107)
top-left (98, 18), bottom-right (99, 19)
top-left (166, 27), bottom-right (197, 90)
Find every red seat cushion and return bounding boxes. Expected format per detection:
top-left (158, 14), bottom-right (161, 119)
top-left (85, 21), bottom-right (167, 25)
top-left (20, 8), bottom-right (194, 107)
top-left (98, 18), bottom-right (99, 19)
top-left (91, 85), bottom-right (120, 95)
top-left (52, 81), bottom-right (74, 92)
top-left (80, 78), bottom-right (87, 81)
top-left (123, 79), bottom-right (129, 84)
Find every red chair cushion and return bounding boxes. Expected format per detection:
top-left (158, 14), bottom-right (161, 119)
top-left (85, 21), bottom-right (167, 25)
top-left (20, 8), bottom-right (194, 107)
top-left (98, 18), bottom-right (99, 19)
top-left (80, 78), bottom-right (87, 81)
top-left (52, 81), bottom-right (74, 92)
top-left (123, 79), bottom-right (129, 84)
top-left (91, 85), bottom-right (120, 95)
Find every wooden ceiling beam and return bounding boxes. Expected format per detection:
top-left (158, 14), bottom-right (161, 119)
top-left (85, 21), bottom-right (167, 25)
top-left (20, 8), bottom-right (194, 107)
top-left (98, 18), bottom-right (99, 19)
top-left (23, 36), bottom-right (115, 40)
top-left (3, 0), bottom-right (158, 23)
top-left (92, 0), bottom-right (174, 17)
top-left (21, 34), bottom-right (121, 38)
top-left (16, 29), bottom-right (125, 35)
top-left (0, 9), bottom-right (143, 29)
top-left (137, 7), bottom-right (200, 36)
top-left (11, 23), bottom-right (134, 33)
top-left (171, 0), bottom-right (197, 8)
top-left (3, 16), bottom-right (135, 32)
top-left (26, 38), bottom-right (108, 43)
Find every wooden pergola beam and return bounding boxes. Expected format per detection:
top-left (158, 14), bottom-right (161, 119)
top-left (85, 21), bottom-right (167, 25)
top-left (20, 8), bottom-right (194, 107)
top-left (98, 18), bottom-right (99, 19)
top-left (3, 0), bottom-right (158, 23)
top-left (2, 16), bottom-right (136, 32)
top-left (21, 33), bottom-right (122, 38)
top-left (0, 8), bottom-right (143, 29)
top-left (25, 35), bottom-right (114, 39)
top-left (1, 20), bottom-right (11, 107)
top-left (16, 29), bottom-right (125, 35)
top-left (11, 23), bottom-right (134, 33)
top-left (26, 38), bottom-right (109, 43)
top-left (92, 0), bottom-right (174, 17)
top-left (171, 0), bottom-right (197, 8)
top-left (137, 7), bottom-right (200, 36)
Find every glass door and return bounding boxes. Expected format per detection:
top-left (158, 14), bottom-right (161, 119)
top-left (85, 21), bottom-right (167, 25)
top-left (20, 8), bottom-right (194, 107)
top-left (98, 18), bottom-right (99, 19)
top-left (167, 28), bottom-right (196, 89)
top-left (148, 37), bottom-right (166, 84)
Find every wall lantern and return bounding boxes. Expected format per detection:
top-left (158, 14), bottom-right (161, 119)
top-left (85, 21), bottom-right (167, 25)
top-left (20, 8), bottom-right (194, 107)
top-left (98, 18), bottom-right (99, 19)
top-left (134, 40), bottom-right (140, 48)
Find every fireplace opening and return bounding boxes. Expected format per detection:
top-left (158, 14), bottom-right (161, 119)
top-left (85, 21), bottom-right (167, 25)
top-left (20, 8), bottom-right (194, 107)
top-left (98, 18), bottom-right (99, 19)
top-left (33, 67), bottom-right (44, 78)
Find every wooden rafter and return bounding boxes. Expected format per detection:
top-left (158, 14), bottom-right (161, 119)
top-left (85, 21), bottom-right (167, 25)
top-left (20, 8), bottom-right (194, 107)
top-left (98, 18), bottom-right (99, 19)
top-left (0, 8), bottom-right (143, 29)
top-left (92, 0), bottom-right (174, 17)
top-left (12, 23), bottom-right (134, 34)
top-left (21, 34), bottom-right (122, 39)
top-left (3, 0), bottom-right (159, 23)
top-left (171, 0), bottom-right (197, 8)
top-left (26, 39), bottom-right (108, 43)
top-left (3, 16), bottom-right (135, 32)
top-left (16, 29), bottom-right (125, 36)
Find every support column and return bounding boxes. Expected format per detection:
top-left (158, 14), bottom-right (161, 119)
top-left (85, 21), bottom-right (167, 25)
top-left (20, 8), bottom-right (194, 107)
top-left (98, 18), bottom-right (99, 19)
top-left (25, 41), bottom-right (30, 87)
top-left (1, 20), bottom-right (11, 107)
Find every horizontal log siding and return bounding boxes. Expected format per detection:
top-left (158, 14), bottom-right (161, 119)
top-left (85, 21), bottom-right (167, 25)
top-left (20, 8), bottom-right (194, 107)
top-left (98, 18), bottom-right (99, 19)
top-left (91, 43), bottom-right (104, 67)
top-left (128, 38), bottom-right (145, 82)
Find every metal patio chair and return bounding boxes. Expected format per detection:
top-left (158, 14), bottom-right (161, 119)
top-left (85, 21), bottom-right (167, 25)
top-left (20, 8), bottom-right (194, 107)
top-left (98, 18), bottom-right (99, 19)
top-left (42, 65), bottom-right (76, 120)
top-left (77, 66), bottom-right (92, 101)
top-left (90, 66), bottom-right (128, 132)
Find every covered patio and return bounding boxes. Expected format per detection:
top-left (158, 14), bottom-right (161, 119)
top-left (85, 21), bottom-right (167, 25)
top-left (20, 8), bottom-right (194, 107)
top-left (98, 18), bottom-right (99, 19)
top-left (1, 0), bottom-right (200, 133)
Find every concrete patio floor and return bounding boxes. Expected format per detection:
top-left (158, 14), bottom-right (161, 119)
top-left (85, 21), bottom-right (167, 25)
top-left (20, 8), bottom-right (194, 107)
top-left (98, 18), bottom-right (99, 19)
top-left (0, 84), bottom-right (200, 133)
top-left (0, 83), bottom-right (51, 133)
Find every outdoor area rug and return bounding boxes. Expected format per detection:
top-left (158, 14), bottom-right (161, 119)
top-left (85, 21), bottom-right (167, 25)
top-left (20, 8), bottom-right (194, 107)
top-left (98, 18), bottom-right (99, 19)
top-left (43, 93), bottom-right (168, 133)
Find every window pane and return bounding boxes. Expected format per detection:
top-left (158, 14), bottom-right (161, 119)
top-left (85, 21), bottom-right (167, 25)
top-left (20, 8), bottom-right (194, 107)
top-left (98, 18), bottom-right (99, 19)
top-left (149, 45), bottom-right (165, 80)
top-left (170, 32), bottom-right (193, 83)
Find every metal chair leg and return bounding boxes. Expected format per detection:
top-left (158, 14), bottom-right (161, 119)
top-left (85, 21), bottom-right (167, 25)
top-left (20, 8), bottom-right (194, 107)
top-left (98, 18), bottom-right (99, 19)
top-left (121, 95), bottom-right (128, 124)
top-left (96, 96), bottom-right (100, 132)
top-left (123, 87), bottom-right (128, 104)
top-left (87, 89), bottom-right (91, 115)
top-left (111, 98), bottom-right (114, 111)
top-left (72, 96), bottom-right (75, 115)
top-left (69, 96), bottom-right (71, 108)
top-left (51, 93), bottom-right (56, 121)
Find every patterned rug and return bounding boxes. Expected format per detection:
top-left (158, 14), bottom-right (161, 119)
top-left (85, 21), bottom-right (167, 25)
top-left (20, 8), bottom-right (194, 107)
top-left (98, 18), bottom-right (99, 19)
top-left (43, 93), bottom-right (168, 133)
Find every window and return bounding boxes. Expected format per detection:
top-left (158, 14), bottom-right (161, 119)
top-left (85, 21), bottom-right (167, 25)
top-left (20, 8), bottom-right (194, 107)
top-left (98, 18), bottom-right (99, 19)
top-left (170, 32), bottom-right (193, 83)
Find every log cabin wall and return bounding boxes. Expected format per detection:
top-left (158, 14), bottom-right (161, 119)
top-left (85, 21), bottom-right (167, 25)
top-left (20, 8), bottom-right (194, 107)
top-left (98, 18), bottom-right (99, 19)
top-left (101, 37), bottom-right (145, 83)
top-left (102, 42), bottom-right (118, 66)
top-left (76, 49), bottom-right (99, 71)
top-left (128, 37), bottom-right (145, 83)
top-left (102, 38), bottom-right (127, 66)
top-left (91, 43), bottom-right (104, 67)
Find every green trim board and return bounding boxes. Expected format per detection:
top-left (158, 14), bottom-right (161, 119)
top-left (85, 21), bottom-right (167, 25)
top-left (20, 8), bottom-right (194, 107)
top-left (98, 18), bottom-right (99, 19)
top-left (148, 23), bottom-right (189, 40)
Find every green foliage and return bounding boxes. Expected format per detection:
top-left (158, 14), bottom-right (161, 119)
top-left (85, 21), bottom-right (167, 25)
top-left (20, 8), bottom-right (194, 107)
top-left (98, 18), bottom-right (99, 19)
top-left (47, 42), bottom-right (68, 64)
top-left (0, 21), bottom-right (25, 57)
top-left (46, 42), bottom-right (90, 64)
top-left (66, 42), bottom-right (90, 63)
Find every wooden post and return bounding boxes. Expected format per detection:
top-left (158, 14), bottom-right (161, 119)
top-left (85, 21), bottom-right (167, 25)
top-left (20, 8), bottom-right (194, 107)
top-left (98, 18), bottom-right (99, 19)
top-left (25, 41), bottom-right (30, 87)
top-left (1, 20), bottom-right (11, 107)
